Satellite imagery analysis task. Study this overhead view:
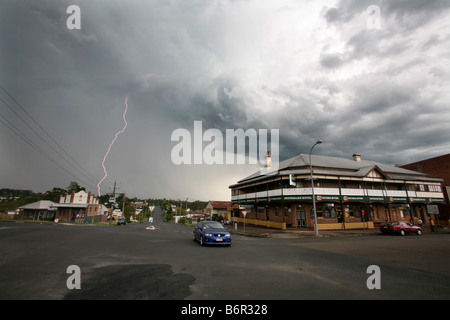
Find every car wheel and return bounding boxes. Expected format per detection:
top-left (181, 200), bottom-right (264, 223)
top-left (417, 229), bottom-right (422, 236)
top-left (400, 229), bottom-right (406, 236)
top-left (200, 236), bottom-right (204, 246)
top-left (193, 233), bottom-right (197, 241)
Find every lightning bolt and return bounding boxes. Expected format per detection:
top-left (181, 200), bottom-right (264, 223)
top-left (97, 96), bottom-right (129, 196)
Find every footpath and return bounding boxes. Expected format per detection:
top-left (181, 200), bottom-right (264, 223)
top-left (229, 224), bottom-right (449, 238)
top-left (230, 224), bottom-right (383, 238)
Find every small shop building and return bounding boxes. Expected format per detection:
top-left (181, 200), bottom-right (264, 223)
top-left (229, 153), bottom-right (446, 231)
top-left (52, 190), bottom-right (101, 223)
top-left (205, 201), bottom-right (237, 222)
top-left (18, 200), bottom-right (56, 221)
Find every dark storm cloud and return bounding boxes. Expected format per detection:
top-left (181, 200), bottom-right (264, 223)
top-left (1, 0), bottom-right (449, 199)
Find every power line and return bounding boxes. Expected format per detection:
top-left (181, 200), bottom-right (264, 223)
top-left (0, 84), bottom-right (100, 190)
top-left (0, 95), bottom-right (99, 187)
top-left (0, 84), bottom-right (100, 182)
top-left (0, 112), bottom-right (97, 191)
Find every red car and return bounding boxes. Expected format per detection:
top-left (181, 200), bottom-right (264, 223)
top-left (379, 221), bottom-right (422, 236)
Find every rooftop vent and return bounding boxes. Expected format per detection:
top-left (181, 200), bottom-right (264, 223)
top-left (352, 153), bottom-right (361, 162)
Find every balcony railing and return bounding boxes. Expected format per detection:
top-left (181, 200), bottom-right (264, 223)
top-left (231, 188), bottom-right (444, 202)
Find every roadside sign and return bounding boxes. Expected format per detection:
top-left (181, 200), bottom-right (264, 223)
top-left (242, 211), bottom-right (247, 234)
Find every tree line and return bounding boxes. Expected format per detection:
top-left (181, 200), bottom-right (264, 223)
top-left (0, 182), bottom-right (208, 215)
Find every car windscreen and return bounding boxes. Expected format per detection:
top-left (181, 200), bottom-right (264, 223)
top-left (203, 222), bottom-right (224, 229)
top-left (386, 222), bottom-right (399, 226)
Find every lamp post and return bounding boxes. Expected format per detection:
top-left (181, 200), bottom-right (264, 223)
top-left (309, 140), bottom-right (322, 236)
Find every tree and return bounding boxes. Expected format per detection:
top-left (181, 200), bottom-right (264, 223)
top-left (123, 204), bottom-right (134, 222)
top-left (67, 181), bottom-right (85, 193)
top-left (43, 187), bottom-right (67, 203)
top-left (190, 200), bottom-right (207, 211)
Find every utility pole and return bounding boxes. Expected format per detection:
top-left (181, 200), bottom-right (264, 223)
top-left (109, 181), bottom-right (120, 225)
top-left (122, 191), bottom-right (126, 221)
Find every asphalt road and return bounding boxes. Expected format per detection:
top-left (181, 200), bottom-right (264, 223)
top-left (0, 207), bottom-right (449, 300)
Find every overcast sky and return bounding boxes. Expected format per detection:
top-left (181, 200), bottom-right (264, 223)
top-left (1, 0), bottom-right (449, 201)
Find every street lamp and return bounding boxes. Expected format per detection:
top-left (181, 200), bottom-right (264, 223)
top-left (309, 140), bottom-right (323, 236)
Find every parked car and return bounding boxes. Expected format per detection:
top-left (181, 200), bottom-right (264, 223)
top-left (379, 221), bottom-right (422, 236)
top-left (117, 218), bottom-right (126, 225)
top-left (193, 221), bottom-right (231, 246)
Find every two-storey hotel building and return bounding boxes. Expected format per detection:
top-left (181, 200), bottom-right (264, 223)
top-left (229, 153), bottom-right (445, 231)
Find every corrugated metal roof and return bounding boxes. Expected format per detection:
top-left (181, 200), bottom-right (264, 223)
top-left (208, 201), bottom-right (238, 209)
top-left (19, 200), bottom-right (56, 210)
top-left (230, 153), bottom-right (438, 188)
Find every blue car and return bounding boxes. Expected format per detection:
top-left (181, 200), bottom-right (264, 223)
top-left (193, 221), bottom-right (231, 246)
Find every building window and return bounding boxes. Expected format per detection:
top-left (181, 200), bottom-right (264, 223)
top-left (415, 184), bottom-right (425, 192)
top-left (427, 185), bottom-right (442, 192)
top-left (330, 207), bottom-right (337, 218)
top-left (345, 207), bottom-right (354, 217)
top-left (311, 207), bottom-right (323, 219)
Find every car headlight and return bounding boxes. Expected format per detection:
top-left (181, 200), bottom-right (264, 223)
top-left (205, 233), bottom-right (212, 237)
top-left (225, 234), bottom-right (231, 237)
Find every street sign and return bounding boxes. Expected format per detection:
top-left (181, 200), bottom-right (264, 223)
top-left (242, 211), bottom-right (247, 234)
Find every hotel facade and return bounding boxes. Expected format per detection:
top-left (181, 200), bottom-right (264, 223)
top-left (230, 153), bottom-right (446, 231)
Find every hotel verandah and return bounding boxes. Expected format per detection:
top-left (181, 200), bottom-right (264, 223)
top-left (229, 153), bottom-right (446, 231)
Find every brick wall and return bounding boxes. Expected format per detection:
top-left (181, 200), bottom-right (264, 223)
top-left (401, 154), bottom-right (450, 221)
top-left (401, 153), bottom-right (450, 185)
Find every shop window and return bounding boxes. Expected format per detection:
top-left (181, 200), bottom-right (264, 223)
top-left (310, 207), bottom-right (323, 219)
top-left (284, 207), bottom-right (290, 217)
top-left (369, 207), bottom-right (375, 219)
top-left (355, 207), bottom-right (361, 218)
top-left (330, 207), bottom-right (337, 218)
top-left (372, 207), bottom-right (379, 220)
top-left (323, 208), bottom-right (331, 218)
top-left (345, 207), bottom-right (353, 217)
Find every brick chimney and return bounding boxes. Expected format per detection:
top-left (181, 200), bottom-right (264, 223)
top-left (352, 153), bottom-right (361, 162)
top-left (265, 151), bottom-right (272, 168)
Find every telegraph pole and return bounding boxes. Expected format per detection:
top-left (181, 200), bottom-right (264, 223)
top-left (109, 181), bottom-right (120, 225)
top-left (122, 191), bottom-right (126, 220)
